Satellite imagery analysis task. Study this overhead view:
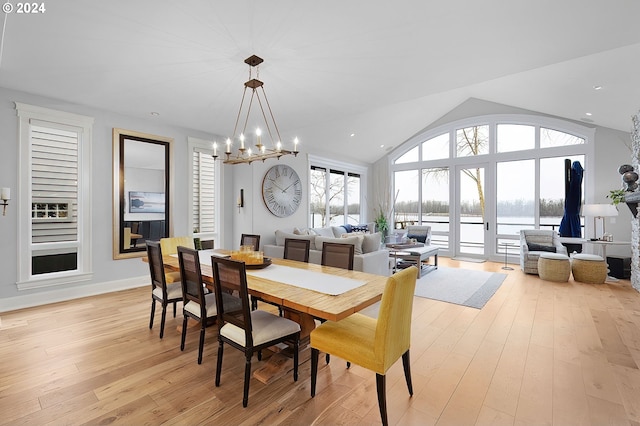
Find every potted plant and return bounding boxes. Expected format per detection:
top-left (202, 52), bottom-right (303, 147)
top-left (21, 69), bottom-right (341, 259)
top-left (607, 189), bottom-right (626, 207)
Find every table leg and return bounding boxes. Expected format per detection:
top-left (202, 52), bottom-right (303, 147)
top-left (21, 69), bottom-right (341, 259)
top-left (502, 243), bottom-right (514, 270)
top-left (252, 308), bottom-right (316, 384)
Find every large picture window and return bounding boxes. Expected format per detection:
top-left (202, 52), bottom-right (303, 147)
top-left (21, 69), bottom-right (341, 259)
top-left (391, 114), bottom-right (594, 260)
top-left (309, 157), bottom-right (366, 228)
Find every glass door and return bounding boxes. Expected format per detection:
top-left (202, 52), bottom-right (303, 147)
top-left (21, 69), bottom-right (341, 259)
top-left (456, 164), bottom-right (489, 259)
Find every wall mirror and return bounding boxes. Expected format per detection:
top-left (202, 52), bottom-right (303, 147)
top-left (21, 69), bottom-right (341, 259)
top-left (112, 129), bottom-right (173, 259)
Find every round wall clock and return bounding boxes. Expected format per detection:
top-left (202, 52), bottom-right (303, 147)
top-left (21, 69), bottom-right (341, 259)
top-left (262, 164), bottom-right (302, 217)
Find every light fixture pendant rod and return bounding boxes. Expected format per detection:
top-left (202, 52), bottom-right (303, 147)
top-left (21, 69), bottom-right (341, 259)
top-left (260, 86), bottom-right (283, 143)
top-left (240, 89), bottom-right (258, 137)
top-left (232, 86), bottom-right (250, 139)
top-left (254, 89), bottom-right (276, 144)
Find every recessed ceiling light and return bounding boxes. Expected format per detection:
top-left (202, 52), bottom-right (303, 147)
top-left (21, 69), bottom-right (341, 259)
top-left (150, 111), bottom-right (160, 116)
top-left (350, 133), bottom-right (355, 137)
top-left (593, 85), bottom-right (602, 90)
top-left (380, 144), bottom-right (384, 148)
top-left (585, 112), bottom-right (592, 116)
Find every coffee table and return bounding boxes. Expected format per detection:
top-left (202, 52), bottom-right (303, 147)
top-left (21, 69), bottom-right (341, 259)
top-left (387, 243), bottom-right (439, 277)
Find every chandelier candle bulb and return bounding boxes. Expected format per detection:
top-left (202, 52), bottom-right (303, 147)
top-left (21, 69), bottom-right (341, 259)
top-left (213, 142), bottom-right (217, 156)
top-left (240, 133), bottom-right (245, 149)
top-left (277, 141), bottom-right (281, 152)
top-left (294, 137), bottom-right (299, 152)
top-left (226, 138), bottom-right (231, 154)
top-left (256, 128), bottom-right (262, 146)
top-left (1, 188), bottom-right (9, 201)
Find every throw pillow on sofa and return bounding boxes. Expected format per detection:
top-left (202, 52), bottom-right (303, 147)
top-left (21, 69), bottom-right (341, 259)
top-left (311, 227), bottom-right (335, 238)
top-left (361, 232), bottom-right (382, 253)
top-left (275, 229), bottom-right (316, 246)
top-left (293, 227), bottom-right (316, 235)
top-left (527, 242), bottom-right (556, 253)
top-left (351, 224), bottom-right (370, 233)
top-left (315, 235), bottom-right (363, 255)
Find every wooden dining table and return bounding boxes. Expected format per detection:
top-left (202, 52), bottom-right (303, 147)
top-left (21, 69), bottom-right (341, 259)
top-left (159, 249), bottom-right (389, 383)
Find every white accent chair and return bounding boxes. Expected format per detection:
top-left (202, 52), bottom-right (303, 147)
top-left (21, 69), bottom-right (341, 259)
top-left (520, 230), bottom-right (567, 274)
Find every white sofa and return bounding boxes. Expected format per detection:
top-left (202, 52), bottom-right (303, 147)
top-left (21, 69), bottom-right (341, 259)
top-left (263, 222), bottom-right (390, 276)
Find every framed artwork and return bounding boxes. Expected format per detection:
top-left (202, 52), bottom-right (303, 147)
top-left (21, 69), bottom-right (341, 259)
top-left (129, 191), bottom-right (165, 213)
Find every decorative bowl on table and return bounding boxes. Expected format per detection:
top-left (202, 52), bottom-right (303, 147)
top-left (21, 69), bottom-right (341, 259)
top-left (245, 258), bottom-right (272, 269)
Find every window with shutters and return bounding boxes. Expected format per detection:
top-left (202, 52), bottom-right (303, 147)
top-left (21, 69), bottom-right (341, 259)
top-left (16, 103), bottom-right (93, 289)
top-left (188, 137), bottom-right (219, 243)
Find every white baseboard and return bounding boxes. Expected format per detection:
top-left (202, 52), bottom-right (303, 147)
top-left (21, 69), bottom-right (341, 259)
top-left (0, 275), bottom-right (149, 313)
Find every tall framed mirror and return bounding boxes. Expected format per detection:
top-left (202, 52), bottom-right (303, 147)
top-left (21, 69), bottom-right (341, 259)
top-left (112, 129), bottom-right (173, 259)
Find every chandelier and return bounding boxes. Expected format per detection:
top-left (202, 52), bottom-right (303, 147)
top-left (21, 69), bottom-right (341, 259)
top-left (213, 55), bottom-right (299, 165)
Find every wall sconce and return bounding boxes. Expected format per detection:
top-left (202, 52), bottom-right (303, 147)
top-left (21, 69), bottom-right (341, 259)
top-left (237, 188), bottom-right (244, 213)
top-left (1, 187), bottom-right (9, 216)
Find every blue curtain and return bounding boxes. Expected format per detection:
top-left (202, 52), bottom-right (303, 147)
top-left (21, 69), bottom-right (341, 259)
top-left (559, 161), bottom-right (583, 237)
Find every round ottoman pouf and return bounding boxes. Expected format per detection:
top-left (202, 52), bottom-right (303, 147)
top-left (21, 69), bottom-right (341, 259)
top-left (537, 252), bottom-right (571, 282)
top-left (572, 254), bottom-right (607, 284)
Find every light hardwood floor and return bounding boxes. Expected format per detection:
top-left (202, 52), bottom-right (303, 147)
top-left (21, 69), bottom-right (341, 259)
top-left (1, 258), bottom-right (639, 425)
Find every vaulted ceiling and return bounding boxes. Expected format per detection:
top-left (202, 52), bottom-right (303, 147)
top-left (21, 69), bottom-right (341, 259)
top-left (1, 0), bottom-right (639, 163)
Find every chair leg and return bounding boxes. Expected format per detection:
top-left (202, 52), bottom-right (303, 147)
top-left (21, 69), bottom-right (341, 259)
top-left (311, 348), bottom-right (319, 397)
top-left (326, 353), bottom-right (330, 364)
top-left (197, 324), bottom-right (206, 364)
top-left (243, 354), bottom-right (252, 407)
top-left (159, 303), bottom-right (167, 339)
top-left (402, 350), bottom-right (413, 396)
top-left (257, 350), bottom-right (262, 361)
top-left (346, 361), bottom-right (351, 369)
top-left (180, 315), bottom-right (188, 351)
top-left (293, 335), bottom-right (299, 382)
top-left (215, 342), bottom-right (223, 387)
top-left (251, 296), bottom-right (258, 311)
top-left (376, 373), bottom-right (388, 426)
top-left (173, 301), bottom-right (177, 318)
top-left (149, 299), bottom-right (156, 329)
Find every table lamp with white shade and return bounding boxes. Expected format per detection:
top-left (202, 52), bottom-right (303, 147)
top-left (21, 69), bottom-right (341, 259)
top-left (581, 203), bottom-right (618, 240)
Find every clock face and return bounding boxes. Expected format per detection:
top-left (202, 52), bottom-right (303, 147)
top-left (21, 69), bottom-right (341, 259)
top-left (262, 165), bottom-right (302, 217)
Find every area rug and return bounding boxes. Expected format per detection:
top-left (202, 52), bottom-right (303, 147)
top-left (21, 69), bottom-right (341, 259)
top-left (414, 267), bottom-right (506, 309)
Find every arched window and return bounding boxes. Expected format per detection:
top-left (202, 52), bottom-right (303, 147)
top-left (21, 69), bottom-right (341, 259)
top-left (390, 114), bottom-right (594, 261)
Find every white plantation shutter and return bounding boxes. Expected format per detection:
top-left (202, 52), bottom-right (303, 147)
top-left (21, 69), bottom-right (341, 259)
top-left (31, 123), bottom-right (79, 243)
top-left (192, 148), bottom-right (216, 233)
top-left (16, 103), bottom-right (93, 288)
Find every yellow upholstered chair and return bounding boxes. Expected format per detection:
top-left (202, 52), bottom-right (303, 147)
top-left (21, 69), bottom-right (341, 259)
top-left (160, 236), bottom-right (195, 284)
top-left (310, 266), bottom-right (418, 426)
top-left (160, 236), bottom-right (195, 255)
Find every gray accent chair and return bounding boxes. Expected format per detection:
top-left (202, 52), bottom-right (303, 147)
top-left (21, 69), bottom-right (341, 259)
top-left (520, 230), bottom-right (567, 274)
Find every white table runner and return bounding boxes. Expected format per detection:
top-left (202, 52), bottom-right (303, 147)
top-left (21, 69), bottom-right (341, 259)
top-left (171, 251), bottom-right (366, 296)
top-left (246, 264), bottom-right (366, 296)
top-left (169, 249), bottom-right (228, 266)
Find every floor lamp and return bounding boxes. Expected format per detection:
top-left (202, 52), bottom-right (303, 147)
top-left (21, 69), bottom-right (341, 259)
top-left (581, 203), bottom-right (618, 240)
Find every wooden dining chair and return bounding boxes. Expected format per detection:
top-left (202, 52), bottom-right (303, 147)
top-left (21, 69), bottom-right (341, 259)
top-left (240, 233), bottom-right (261, 251)
top-left (177, 246), bottom-right (240, 364)
top-left (211, 256), bottom-right (301, 407)
top-left (146, 241), bottom-right (183, 339)
top-left (284, 238), bottom-right (310, 263)
top-left (310, 266), bottom-right (419, 426)
top-left (321, 242), bottom-right (355, 270)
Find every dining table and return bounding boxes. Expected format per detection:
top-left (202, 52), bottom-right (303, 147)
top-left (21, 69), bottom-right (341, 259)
top-left (159, 249), bottom-right (389, 383)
